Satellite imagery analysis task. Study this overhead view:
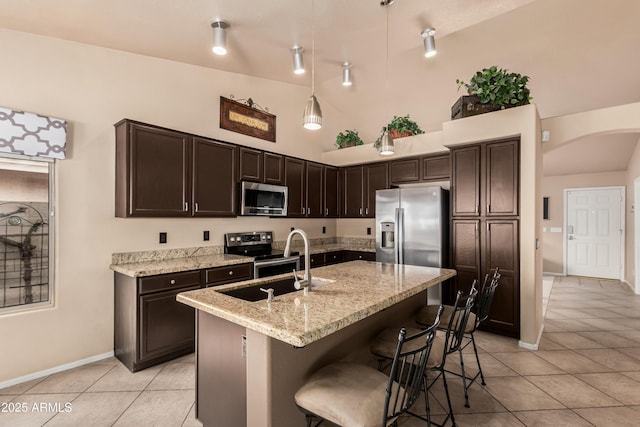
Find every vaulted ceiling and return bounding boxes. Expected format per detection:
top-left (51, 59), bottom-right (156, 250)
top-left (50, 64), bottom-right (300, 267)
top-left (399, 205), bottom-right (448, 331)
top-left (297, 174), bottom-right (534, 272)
top-left (1, 0), bottom-right (639, 174)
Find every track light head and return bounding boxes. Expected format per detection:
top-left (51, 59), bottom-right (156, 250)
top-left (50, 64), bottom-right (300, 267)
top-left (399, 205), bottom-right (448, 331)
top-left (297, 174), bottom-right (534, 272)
top-left (421, 28), bottom-right (437, 58)
top-left (342, 62), bottom-right (353, 86)
top-left (291, 46), bottom-right (305, 74)
top-left (211, 20), bottom-right (230, 56)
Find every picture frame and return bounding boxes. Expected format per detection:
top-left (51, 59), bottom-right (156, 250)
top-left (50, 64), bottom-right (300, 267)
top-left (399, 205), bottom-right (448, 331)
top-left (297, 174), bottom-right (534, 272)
top-left (219, 96), bottom-right (276, 142)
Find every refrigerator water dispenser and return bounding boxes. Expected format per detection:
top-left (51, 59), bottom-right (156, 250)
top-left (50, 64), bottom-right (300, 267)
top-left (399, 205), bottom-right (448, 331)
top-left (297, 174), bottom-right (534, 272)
top-left (380, 222), bottom-right (395, 248)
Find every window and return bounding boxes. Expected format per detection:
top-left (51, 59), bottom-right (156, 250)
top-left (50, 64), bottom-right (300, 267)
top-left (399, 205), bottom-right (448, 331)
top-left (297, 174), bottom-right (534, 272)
top-left (0, 156), bottom-right (53, 311)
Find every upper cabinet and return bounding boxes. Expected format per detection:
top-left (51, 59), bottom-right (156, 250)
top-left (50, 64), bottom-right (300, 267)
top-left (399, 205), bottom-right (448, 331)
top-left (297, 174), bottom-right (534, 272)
top-left (323, 166), bottom-right (339, 218)
top-left (450, 139), bottom-right (519, 217)
top-left (305, 162), bottom-right (324, 218)
top-left (285, 157), bottom-right (306, 218)
top-left (341, 163), bottom-right (388, 218)
top-left (115, 120), bottom-right (236, 217)
top-left (389, 153), bottom-right (451, 186)
top-left (192, 137), bottom-right (237, 217)
top-left (238, 148), bottom-right (284, 185)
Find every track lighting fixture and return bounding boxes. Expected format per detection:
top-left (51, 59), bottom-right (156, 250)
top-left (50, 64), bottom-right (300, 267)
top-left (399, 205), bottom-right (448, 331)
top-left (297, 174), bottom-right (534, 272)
top-left (302, 0), bottom-right (322, 130)
top-left (421, 28), bottom-right (437, 58)
top-left (291, 46), bottom-right (305, 74)
top-left (342, 62), bottom-right (353, 86)
top-left (211, 20), bottom-right (230, 56)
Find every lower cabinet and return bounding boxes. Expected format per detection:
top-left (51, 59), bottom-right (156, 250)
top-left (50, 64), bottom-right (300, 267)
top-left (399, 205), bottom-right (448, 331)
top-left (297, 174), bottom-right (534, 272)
top-left (448, 218), bottom-right (520, 338)
top-left (301, 250), bottom-right (375, 269)
top-left (343, 250), bottom-right (376, 262)
top-left (114, 263), bottom-right (253, 372)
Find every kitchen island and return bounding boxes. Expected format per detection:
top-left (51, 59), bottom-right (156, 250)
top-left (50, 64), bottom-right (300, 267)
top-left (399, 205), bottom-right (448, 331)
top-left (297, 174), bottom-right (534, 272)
top-left (177, 260), bottom-right (456, 427)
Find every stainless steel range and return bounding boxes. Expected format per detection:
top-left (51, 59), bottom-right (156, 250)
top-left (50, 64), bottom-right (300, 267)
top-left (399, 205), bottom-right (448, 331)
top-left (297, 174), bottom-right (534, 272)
top-left (224, 231), bottom-right (300, 278)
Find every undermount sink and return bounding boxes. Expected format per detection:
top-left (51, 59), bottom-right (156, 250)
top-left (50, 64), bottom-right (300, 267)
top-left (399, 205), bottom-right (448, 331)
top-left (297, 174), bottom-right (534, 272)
top-left (220, 277), bottom-right (335, 302)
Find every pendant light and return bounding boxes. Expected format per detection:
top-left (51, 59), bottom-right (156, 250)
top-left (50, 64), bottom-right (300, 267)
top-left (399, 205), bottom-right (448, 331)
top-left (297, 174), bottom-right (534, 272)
top-left (342, 62), bottom-right (353, 86)
top-left (379, 0), bottom-right (394, 155)
top-left (303, 0), bottom-right (322, 130)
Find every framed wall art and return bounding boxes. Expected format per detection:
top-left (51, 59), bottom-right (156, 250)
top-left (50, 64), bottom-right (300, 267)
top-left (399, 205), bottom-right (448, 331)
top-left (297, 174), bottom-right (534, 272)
top-left (219, 96), bottom-right (276, 142)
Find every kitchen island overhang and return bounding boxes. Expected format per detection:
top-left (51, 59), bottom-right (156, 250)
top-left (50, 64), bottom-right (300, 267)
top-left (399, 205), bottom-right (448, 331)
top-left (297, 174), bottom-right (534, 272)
top-left (177, 261), bottom-right (456, 427)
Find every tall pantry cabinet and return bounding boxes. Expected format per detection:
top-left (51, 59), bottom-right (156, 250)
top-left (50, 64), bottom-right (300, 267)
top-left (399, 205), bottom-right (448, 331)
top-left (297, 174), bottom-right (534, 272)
top-left (449, 138), bottom-right (520, 338)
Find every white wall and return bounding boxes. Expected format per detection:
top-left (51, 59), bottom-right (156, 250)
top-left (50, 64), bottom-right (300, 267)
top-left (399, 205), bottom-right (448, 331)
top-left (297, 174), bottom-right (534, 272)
top-left (0, 29), bottom-right (352, 383)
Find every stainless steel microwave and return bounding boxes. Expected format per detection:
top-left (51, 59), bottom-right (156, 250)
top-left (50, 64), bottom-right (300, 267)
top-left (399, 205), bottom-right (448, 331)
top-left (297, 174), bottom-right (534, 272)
top-left (240, 181), bottom-right (288, 216)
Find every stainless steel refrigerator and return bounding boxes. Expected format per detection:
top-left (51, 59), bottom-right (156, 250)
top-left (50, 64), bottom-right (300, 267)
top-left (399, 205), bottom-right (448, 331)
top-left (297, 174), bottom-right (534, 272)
top-left (376, 186), bottom-right (449, 304)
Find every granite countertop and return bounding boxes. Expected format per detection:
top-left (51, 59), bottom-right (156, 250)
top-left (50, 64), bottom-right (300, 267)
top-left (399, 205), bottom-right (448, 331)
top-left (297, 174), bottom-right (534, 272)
top-left (110, 254), bottom-right (253, 277)
top-left (305, 243), bottom-right (375, 254)
top-left (177, 261), bottom-right (456, 347)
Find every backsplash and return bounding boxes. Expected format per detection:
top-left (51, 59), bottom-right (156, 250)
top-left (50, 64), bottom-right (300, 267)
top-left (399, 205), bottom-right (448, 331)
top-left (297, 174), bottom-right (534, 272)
top-left (112, 236), bottom-right (375, 265)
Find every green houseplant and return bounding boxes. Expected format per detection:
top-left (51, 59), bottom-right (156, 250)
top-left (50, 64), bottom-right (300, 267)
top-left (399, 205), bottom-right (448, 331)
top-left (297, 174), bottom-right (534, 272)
top-left (335, 129), bottom-right (364, 149)
top-left (373, 115), bottom-right (425, 149)
top-left (456, 66), bottom-right (531, 108)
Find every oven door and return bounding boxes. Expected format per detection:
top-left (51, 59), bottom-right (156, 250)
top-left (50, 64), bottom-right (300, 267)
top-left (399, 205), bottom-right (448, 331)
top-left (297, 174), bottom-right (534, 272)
top-left (254, 256), bottom-right (300, 278)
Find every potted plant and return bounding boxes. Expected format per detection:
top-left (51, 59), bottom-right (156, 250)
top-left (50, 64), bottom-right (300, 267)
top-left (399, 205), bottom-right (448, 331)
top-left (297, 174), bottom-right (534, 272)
top-left (373, 115), bottom-right (425, 149)
top-left (452, 66), bottom-right (531, 119)
top-left (335, 129), bottom-right (364, 149)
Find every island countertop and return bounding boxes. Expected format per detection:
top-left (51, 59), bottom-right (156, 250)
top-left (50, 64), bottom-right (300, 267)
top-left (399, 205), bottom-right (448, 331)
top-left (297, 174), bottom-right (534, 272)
top-left (177, 261), bottom-right (456, 347)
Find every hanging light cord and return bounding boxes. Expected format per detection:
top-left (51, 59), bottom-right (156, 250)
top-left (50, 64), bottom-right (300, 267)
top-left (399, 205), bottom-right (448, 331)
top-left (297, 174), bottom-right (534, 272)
top-left (311, 0), bottom-right (316, 95)
top-left (385, 1), bottom-right (390, 131)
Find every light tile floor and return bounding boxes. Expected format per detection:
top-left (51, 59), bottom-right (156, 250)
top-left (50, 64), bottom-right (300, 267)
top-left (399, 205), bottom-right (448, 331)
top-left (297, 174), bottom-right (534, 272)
top-left (2, 275), bottom-right (640, 426)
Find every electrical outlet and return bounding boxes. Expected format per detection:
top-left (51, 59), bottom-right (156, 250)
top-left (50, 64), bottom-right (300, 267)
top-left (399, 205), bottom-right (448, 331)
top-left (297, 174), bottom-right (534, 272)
top-left (159, 232), bottom-right (167, 244)
top-left (322, 226), bottom-right (326, 234)
top-left (367, 227), bottom-right (372, 235)
top-left (291, 227), bottom-right (295, 232)
top-left (203, 230), bottom-right (210, 241)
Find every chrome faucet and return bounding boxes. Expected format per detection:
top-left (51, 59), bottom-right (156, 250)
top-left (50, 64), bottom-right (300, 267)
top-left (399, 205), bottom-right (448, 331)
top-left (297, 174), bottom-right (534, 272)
top-left (284, 228), bottom-right (311, 293)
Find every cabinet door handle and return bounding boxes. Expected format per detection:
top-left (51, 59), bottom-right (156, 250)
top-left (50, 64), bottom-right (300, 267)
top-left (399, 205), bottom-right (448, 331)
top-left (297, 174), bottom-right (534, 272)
top-left (228, 271), bottom-right (234, 276)
top-left (184, 202), bottom-right (189, 212)
top-left (365, 207), bottom-right (369, 215)
top-left (307, 208), bottom-right (311, 215)
top-left (302, 207), bottom-right (305, 214)
top-left (359, 208), bottom-right (363, 216)
top-left (195, 202), bottom-right (199, 213)
top-left (170, 279), bottom-right (176, 285)
top-left (325, 208), bottom-right (328, 216)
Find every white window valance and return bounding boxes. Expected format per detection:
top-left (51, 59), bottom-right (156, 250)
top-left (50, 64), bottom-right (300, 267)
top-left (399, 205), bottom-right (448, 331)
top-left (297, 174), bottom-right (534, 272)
top-left (0, 106), bottom-right (67, 160)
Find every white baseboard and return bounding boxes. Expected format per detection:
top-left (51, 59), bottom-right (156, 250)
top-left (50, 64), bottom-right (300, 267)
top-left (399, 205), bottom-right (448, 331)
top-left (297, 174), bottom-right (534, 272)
top-left (519, 323), bottom-right (544, 351)
top-left (542, 272), bottom-right (565, 277)
top-left (0, 351), bottom-right (115, 390)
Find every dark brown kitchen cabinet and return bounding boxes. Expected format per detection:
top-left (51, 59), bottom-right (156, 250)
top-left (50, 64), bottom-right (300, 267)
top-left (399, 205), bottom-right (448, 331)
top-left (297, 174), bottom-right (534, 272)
top-left (305, 162), bottom-right (324, 218)
top-left (451, 145), bottom-right (481, 217)
top-left (365, 163), bottom-right (389, 217)
top-left (114, 270), bottom-right (202, 372)
top-left (115, 120), bottom-right (190, 217)
top-left (341, 163), bottom-right (388, 218)
top-left (485, 140), bottom-right (519, 216)
top-left (389, 158), bottom-right (421, 185)
top-left (343, 250), bottom-right (376, 262)
top-left (238, 148), bottom-right (284, 185)
top-left (238, 147), bottom-right (262, 182)
top-left (285, 157), bottom-right (306, 217)
top-left (115, 120), bottom-right (237, 217)
top-left (324, 251), bottom-right (344, 265)
top-left (483, 219), bottom-right (519, 336)
top-left (192, 137), bottom-right (236, 217)
top-left (323, 166), bottom-right (339, 217)
top-left (341, 166), bottom-right (364, 217)
top-left (422, 153), bottom-right (450, 181)
top-left (264, 152), bottom-right (285, 185)
top-left (449, 138), bottom-right (520, 338)
top-left (204, 263), bottom-right (253, 287)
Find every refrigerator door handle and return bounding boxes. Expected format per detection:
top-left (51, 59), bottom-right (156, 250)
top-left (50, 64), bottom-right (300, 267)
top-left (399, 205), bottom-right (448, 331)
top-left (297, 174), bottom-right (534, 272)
top-left (397, 207), bottom-right (404, 265)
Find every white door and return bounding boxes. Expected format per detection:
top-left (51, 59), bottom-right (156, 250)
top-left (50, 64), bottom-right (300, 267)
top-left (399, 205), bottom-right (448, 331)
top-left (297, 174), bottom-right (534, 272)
top-left (566, 187), bottom-right (623, 279)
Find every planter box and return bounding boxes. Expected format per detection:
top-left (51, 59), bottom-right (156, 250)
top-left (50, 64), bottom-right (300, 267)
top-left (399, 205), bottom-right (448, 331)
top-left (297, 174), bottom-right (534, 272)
top-left (451, 95), bottom-right (502, 120)
top-left (451, 95), bottom-right (526, 120)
